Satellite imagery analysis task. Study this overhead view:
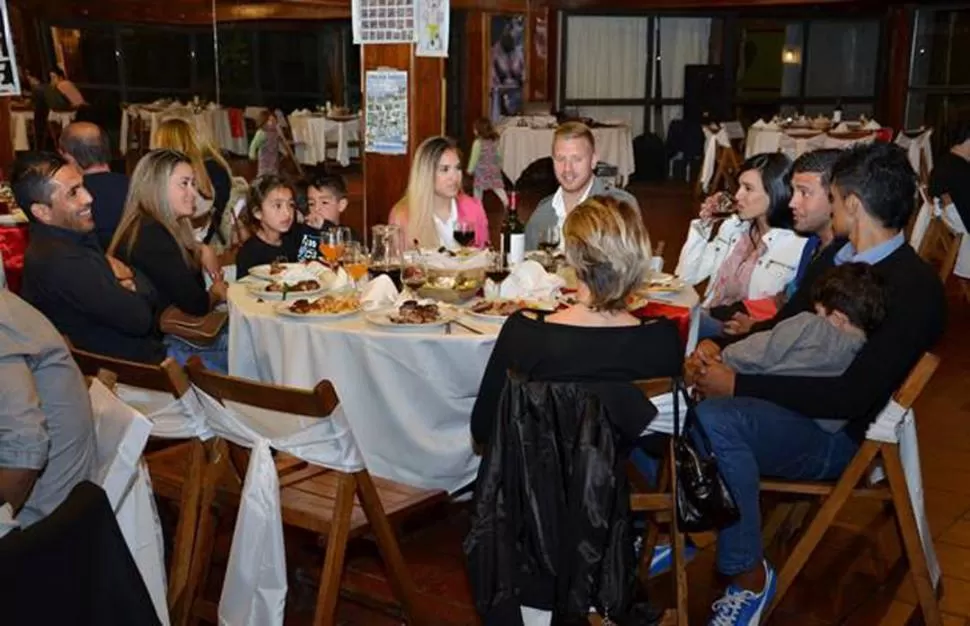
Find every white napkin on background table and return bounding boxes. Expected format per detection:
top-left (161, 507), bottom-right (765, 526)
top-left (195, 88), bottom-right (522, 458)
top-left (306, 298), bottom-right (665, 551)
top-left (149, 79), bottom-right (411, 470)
top-left (864, 120), bottom-right (882, 130)
top-left (499, 260), bottom-right (565, 300)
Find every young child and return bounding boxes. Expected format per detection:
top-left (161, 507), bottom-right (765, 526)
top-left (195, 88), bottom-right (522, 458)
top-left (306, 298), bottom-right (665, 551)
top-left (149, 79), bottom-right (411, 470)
top-left (717, 262), bottom-right (887, 380)
top-left (467, 117), bottom-right (509, 208)
top-left (248, 110), bottom-right (281, 177)
top-left (234, 175), bottom-right (303, 278)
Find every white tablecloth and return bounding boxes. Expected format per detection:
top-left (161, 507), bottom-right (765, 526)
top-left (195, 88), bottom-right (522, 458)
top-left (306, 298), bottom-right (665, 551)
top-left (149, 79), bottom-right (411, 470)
top-left (287, 114), bottom-right (360, 167)
top-left (498, 125), bottom-right (635, 186)
top-left (121, 105), bottom-right (248, 155)
top-left (228, 282), bottom-right (700, 492)
top-left (745, 126), bottom-right (879, 160)
top-left (11, 110), bottom-right (76, 151)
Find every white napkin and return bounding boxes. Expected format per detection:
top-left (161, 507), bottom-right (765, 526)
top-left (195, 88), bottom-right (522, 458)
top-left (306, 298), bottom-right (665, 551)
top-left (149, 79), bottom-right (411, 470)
top-left (499, 260), bottom-right (565, 300)
top-left (0, 503), bottom-right (18, 539)
top-left (277, 266), bottom-right (322, 285)
top-left (326, 267), bottom-right (351, 291)
top-left (359, 274), bottom-right (399, 311)
top-left (422, 249), bottom-right (490, 271)
top-left (864, 120), bottom-right (881, 130)
top-left (291, 109), bottom-right (311, 117)
top-left (833, 122), bottom-right (850, 132)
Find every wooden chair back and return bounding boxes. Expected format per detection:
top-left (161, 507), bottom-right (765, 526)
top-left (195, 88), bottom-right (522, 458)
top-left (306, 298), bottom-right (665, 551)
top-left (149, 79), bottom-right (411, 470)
top-left (918, 193), bottom-right (963, 282)
top-left (71, 345), bottom-right (190, 399)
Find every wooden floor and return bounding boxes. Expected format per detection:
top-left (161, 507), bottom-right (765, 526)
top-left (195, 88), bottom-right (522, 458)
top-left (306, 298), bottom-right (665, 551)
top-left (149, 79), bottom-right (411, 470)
top-left (195, 179), bottom-right (970, 625)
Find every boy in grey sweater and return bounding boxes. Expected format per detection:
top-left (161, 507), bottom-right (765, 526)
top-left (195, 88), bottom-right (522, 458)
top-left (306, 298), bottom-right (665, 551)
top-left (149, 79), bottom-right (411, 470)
top-left (720, 262), bottom-right (886, 380)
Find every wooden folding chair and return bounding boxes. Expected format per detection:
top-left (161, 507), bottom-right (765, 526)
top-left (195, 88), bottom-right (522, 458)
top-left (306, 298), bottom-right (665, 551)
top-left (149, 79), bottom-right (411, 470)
top-left (69, 346), bottom-right (206, 626)
top-left (626, 378), bottom-right (688, 626)
top-left (918, 193), bottom-right (970, 303)
top-left (761, 353), bottom-right (943, 625)
top-left (182, 357), bottom-right (445, 626)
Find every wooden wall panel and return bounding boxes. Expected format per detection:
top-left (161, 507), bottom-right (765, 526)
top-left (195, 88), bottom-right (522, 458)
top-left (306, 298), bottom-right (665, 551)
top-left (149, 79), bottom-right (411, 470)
top-left (527, 6), bottom-right (550, 103)
top-left (462, 10), bottom-right (487, 148)
top-left (883, 5), bottom-right (911, 131)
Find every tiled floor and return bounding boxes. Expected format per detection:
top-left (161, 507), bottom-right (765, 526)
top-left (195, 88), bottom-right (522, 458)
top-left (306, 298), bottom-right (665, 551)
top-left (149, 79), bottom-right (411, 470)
top-left (206, 180), bottom-right (970, 625)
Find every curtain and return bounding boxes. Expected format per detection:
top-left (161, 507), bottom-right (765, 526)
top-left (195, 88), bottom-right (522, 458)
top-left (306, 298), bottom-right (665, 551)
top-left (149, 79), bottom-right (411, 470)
top-left (564, 16), bottom-right (649, 100)
top-left (656, 17), bottom-right (711, 138)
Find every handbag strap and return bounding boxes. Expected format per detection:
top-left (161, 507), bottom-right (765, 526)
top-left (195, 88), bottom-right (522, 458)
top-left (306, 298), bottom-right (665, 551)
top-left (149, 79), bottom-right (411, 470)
top-left (671, 377), bottom-right (717, 453)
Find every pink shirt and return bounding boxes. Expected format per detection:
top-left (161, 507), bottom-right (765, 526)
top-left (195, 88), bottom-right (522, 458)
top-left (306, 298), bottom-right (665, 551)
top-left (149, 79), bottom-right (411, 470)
top-left (390, 193), bottom-right (490, 248)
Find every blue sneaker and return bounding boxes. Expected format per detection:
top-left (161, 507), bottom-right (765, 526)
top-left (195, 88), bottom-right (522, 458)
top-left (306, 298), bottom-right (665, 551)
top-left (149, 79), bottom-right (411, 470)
top-left (707, 560), bottom-right (777, 625)
top-left (634, 539), bottom-right (698, 578)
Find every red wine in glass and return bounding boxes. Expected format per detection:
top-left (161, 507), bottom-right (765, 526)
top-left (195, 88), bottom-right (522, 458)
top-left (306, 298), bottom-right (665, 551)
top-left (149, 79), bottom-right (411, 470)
top-left (485, 268), bottom-right (511, 283)
top-left (369, 265), bottom-right (403, 291)
top-left (453, 229), bottom-right (475, 247)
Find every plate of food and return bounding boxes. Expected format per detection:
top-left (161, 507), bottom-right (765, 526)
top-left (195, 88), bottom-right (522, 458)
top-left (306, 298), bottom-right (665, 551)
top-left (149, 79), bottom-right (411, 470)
top-left (247, 279), bottom-right (326, 301)
top-left (417, 272), bottom-right (483, 303)
top-left (465, 298), bottom-right (557, 321)
top-left (365, 300), bottom-right (457, 330)
top-left (646, 272), bottom-right (686, 293)
top-left (275, 294), bottom-right (361, 320)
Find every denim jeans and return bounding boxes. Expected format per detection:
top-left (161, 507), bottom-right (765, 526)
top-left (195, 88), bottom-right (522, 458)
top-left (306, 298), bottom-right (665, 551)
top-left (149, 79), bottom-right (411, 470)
top-left (694, 397), bottom-right (859, 576)
top-left (697, 309), bottom-right (724, 340)
top-left (164, 329), bottom-right (229, 374)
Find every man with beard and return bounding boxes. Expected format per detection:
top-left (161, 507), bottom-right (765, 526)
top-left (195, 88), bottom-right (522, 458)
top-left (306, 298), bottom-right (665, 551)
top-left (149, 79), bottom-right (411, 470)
top-left (14, 151), bottom-right (165, 363)
top-left (525, 122), bottom-right (639, 250)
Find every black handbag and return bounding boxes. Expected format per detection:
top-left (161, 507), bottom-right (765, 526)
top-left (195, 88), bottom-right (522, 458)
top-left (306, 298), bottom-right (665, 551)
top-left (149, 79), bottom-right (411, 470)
top-left (671, 379), bottom-right (740, 533)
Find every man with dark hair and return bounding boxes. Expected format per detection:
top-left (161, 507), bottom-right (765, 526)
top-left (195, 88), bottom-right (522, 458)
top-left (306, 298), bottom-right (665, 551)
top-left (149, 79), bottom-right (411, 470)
top-left (15, 151), bottom-right (164, 364)
top-left (720, 148), bottom-right (845, 338)
top-left (59, 122), bottom-right (129, 249)
top-left (687, 142), bottom-right (945, 625)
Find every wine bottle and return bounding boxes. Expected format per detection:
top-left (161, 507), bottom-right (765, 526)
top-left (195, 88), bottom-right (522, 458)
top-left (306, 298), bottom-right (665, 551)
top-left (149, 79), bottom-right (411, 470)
top-left (502, 190), bottom-right (525, 266)
top-left (832, 99), bottom-right (843, 124)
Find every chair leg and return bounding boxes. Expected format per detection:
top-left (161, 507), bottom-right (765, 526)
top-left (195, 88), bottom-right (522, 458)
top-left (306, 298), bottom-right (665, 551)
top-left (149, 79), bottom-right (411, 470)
top-left (882, 445), bottom-right (943, 626)
top-left (312, 471), bottom-right (357, 626)
top-left (167, 439), bottom-right (206, 620)
top-left (763, 440), bottom-right (881, 621)
top-left (355, 470), bottom-right (427, 626)
top-left (185, 439), bottom-right (230, 626)
top-left (667, 442), bottom-right (688, 626)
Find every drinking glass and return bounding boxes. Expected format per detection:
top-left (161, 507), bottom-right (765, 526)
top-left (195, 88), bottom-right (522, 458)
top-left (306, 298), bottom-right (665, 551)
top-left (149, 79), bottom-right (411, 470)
top-left (401, 250), bottom-right (428, 297)
top-left (319, 229), bottom-right (345, 267)
top-left (342, 242), bottom-right (370, 291)
top-left (484, 250), bottom-right (511, 299)
top-left (453, 221), bottom-right (475, 249)
top-left (538, 226), bottom-right (561, 254)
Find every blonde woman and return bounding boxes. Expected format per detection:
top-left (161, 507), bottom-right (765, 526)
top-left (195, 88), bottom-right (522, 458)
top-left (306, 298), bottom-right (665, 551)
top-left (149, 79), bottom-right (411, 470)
top-left (389, 136), bottom-right (489, 249)
top-left (471, 194), bottom-right (683, 445)
top-left (152, 117), bottom-right (233, 244)
top-left (108, 149), bottom-right (228, 371)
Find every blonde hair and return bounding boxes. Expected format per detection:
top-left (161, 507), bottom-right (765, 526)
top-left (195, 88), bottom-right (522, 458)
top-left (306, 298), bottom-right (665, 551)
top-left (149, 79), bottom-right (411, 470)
top-left (553, 121), bottom-right (596, 152)
top-left (108, 149), bottom-right (200, 269)
top-left (563, 195), bottom-right (650, 311)
top-left (152, 118), bottom-right (231, 199)
top-left (393, 136), bottom-right (459, 248)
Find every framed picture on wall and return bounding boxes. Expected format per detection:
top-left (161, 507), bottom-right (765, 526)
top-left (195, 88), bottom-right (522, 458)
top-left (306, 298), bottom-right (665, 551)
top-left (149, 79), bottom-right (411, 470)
top-left (487, 14), bottom-right (526, 120)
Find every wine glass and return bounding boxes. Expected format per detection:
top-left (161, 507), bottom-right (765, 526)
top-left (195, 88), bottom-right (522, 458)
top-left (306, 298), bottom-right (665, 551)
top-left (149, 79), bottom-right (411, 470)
top-left (319, 229), bottom-right (345, 267)
top-left (538, 226), bottom-right (561, 254)
top-left (484, 250), bottom-right (511, 299)
top-left (342, 242), bottom-right (370, 291)
top-left (453, 221), bottom-right (475, 249)
top-left (401, 250), bottom-right (428, 298)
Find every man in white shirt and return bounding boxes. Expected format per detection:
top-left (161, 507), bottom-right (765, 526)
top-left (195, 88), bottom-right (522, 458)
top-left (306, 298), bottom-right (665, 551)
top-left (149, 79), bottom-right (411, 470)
top-left (525, 122), bottom-right (639, 250)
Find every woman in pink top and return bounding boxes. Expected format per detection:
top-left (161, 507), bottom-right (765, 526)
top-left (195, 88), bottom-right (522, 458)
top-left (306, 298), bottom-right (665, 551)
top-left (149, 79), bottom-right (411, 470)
top-left (389, 136), bottom-right (490, 249)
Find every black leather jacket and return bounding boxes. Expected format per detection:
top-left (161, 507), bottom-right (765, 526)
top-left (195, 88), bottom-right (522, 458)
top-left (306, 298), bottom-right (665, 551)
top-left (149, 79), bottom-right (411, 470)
top-left (465, 374), bottom-right (653, 625)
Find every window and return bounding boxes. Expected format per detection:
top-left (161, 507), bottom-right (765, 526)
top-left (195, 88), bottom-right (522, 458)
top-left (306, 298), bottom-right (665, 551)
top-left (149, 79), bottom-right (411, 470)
top-left (119, 27), bottom-right (192, 92)
top-left (906, 7), bottom-right (970, 133)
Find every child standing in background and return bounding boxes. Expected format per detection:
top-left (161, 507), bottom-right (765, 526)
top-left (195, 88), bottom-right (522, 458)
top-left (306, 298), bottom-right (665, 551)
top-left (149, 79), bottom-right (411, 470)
top-left (467, 117), bottom-right (509, 208)
top-left (248, 110), bottom-right (281, 177)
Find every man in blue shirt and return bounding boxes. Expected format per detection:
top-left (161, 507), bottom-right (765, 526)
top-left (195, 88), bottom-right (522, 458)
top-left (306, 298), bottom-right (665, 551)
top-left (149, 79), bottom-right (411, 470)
top-left (687, 142), bottom-right (945, 626)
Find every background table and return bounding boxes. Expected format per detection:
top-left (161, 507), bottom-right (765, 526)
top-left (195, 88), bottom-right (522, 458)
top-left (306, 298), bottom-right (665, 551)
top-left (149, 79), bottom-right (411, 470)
top-left (227, 283), bottom-right (699, 492)
top-left (498, 125), bottom-right (635, 186)
top-left (0, 217), bottom-right (29, 293)
top-left (287, 114), bottom-right (360, 167)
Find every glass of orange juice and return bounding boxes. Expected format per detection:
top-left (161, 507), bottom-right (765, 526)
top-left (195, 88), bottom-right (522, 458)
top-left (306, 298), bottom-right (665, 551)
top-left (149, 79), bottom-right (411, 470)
top-left (342, 242), bottom-right (370, 290)
top-left (319, 229), bottom-right (345, 267)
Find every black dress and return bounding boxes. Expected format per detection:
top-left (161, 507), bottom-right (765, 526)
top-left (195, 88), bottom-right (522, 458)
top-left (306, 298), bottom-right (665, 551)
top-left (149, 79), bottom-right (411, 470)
top-left (471, 310), bottom-right (684, 446)
top-left (929, 151), bottom-right (970, 231)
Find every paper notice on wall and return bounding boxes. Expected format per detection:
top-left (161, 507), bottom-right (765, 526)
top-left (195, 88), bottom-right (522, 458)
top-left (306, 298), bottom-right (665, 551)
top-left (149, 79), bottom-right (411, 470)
top-left (0, 0), bottom-right (21, 96)
top-left (352, 0), bottom-right (415, 45)
top-left (415, 0), bottom-right (449, 57)
top-left (364, 70), bottom-right (408, 155)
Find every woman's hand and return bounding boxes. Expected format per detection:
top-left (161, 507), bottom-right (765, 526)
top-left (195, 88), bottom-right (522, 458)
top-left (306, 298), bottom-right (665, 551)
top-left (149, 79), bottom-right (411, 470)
top-left (698, 192), bottom-right (724, 221)
top-left (723, 312), bottom-right (755, 336)
top-left (209, 279), bottom-right (228, 304)
top-left (199, 244), bottom-right (222, 279)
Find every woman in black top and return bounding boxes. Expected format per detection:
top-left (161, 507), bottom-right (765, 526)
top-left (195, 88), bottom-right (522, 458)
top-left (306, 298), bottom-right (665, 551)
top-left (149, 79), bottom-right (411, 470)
top-left (152, 117), bottom-right (234, 245)
top-left (109, 149), bottom-right (229, 372)
top-left (235, 175), bottom-right (313, 278)
top-left (471, 195), bottom-right (684, 446)
top-left (929, 121), bottom-right (970, 230)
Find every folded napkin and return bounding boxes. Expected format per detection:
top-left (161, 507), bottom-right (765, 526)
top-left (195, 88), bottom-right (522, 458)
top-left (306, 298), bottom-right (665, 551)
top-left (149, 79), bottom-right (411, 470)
top-left (0, 503), bottom-right (18, 539)
top-left (422, 249), bottom-right (490, 271)
top-left (499, 260), bottom-right (565, 300)
top-left (291, 109), bottom-right (311, 116)
top-left (359, 274), bottom-right (399, 311)
top-left (864, 120), bottom-right (881, 130)
top-left (833, 122), bottom-right (850, 132)
top-left (326, 267), bottom-right (351, 291)
top-left (278, 266), bottom-right (322, 285)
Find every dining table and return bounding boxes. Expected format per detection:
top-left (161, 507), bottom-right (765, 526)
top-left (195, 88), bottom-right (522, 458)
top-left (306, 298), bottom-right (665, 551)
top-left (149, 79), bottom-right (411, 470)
top-left (227, 280), bottom-right (700, 492)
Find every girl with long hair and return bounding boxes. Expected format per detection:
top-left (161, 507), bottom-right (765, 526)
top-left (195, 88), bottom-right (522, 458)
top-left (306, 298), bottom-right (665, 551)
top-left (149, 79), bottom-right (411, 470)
top-left (467, 117), bottom-right (508, 208)
top-left (389, 136), bottom-right (489, 249)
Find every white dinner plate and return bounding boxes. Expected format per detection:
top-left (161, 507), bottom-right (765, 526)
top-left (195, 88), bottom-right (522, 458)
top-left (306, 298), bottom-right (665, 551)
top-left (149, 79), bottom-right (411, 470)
top-left (247, 283), bottom-right (327, 301)
top-left (464, 298), bottom-right (557, 322)
top-left (274, 301), bottom-right (361, 321)
top-left (364, 307), bottom-right (458, 331)
top-left (248, 261), bottom-right (331, 282)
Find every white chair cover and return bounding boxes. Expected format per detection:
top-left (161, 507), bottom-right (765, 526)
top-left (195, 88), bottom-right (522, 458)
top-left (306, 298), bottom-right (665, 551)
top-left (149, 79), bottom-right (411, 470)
top-left (909, 197), bottom-right (970, 278)
top-left (865, 400), bottom-right (941, 589)
top-left (895, 129), bottom-right (934, 178)
top-left (699, 126), bottom-right (732, 192)
top-left (88, 379), bottom-right (171, 626)
top-left (193, 388), bottom-right (365, 626)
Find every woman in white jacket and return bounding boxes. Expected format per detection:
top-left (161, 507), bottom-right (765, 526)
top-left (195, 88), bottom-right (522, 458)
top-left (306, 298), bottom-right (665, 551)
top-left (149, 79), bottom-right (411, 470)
top-left (676, 152), bottom-right (807, 337)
